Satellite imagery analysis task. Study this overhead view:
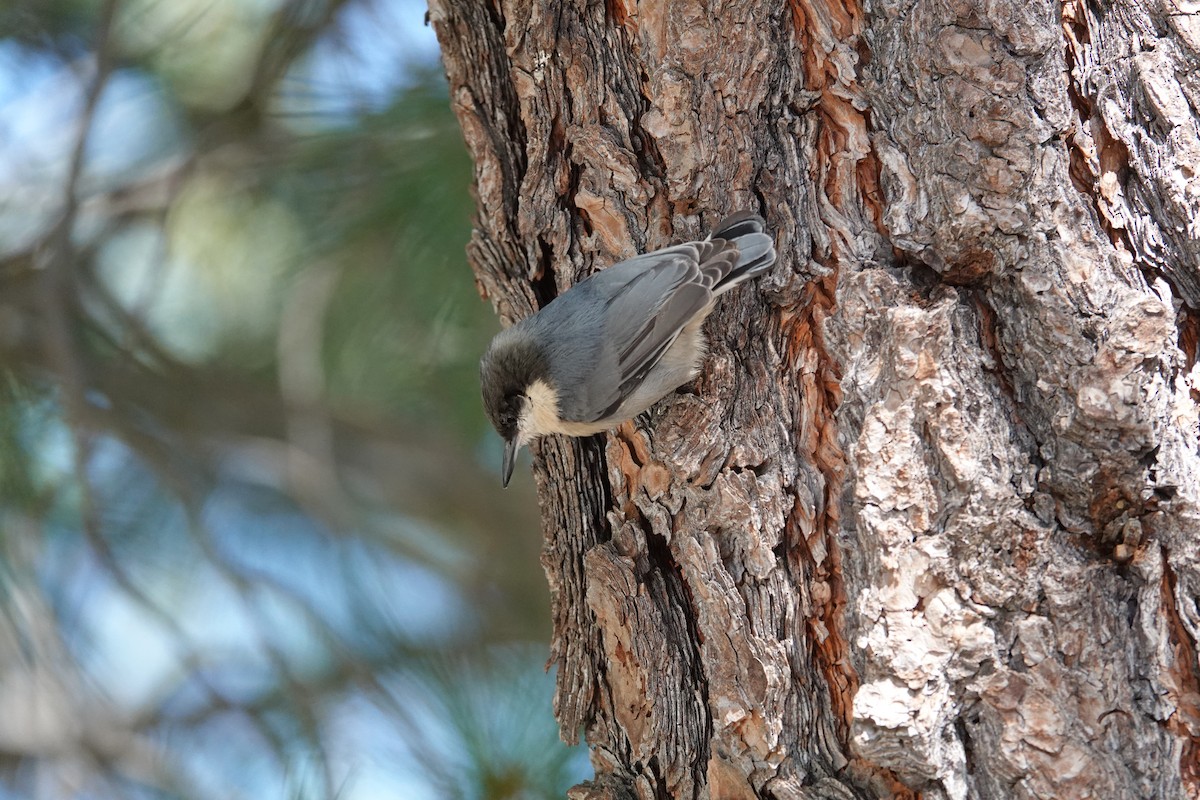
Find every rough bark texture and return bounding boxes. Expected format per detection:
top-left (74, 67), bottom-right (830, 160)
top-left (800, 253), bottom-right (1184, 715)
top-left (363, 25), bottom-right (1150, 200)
top-left (429, 0), bottom-right (1200, 797)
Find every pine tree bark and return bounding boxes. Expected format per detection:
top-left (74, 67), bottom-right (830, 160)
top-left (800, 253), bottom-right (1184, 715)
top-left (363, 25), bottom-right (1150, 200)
top-left (429, 0), bottom-right (1200, 797)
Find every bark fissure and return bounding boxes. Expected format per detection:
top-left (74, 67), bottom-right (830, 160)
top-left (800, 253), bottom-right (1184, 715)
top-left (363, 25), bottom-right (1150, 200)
top-left (553, 434), bottom-right (616, 743)
top-left (646, 525), bottom-right (714, 798)
top-left (1060, 0), bottom-right (1200, 378)
top-left (1060, 0), bottom-right (1200, 308)
top-left (1160, 552), bottom-right (1200, 792)
top-left (1061, 0), bottom-right (1189, 318)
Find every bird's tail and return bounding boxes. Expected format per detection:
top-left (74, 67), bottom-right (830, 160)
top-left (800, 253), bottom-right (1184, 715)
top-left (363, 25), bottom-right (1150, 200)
top-left (708, 211), bottom-right (777, 293)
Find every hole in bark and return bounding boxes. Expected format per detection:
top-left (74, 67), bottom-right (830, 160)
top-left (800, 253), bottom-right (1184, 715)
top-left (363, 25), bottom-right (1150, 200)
top-left (905, 259), bottom-right (943, 294)
top-left (727, 459), bottom-right (773, 478)
top-left (533, 239), bottom-right (558, 306)
top-left (1155, 485), bottom-right (1178, 501)
top-left (856, 38), bottom-right (872, 67)
top-left (645, 755), bottom-right (668, 799)
top-left (955, 716), bottom-right (978, 780)
top-left (673, 198), bottom-right (698, 216)
top-left (1178, 304), bottom-right (1200, 367)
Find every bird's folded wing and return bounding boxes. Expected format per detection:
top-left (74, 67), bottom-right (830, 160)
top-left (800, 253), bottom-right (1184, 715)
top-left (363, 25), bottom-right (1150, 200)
top-left (581, 242), bottom-right (737, 422)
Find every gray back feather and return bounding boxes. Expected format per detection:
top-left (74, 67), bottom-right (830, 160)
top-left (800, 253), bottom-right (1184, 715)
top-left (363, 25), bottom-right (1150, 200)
top-left (536, 212), bottom-right (776, 423)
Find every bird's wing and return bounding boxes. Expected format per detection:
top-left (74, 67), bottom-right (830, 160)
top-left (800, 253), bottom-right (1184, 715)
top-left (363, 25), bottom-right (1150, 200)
top-left (578, 241), bottom-right (738, 422)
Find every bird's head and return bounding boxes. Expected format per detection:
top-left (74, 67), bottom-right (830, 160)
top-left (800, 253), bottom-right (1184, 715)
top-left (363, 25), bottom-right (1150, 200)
top-left (480, 327), bottom-right (551, 487)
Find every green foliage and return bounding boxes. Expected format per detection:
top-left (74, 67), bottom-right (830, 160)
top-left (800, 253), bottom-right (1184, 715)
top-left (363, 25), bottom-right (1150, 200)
top-left (278, 73), bottom-right (488, 434)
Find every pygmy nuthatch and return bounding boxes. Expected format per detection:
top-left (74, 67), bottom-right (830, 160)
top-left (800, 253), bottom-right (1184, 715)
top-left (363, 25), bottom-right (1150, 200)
top-left (481, 211), bottom-right (777, 487)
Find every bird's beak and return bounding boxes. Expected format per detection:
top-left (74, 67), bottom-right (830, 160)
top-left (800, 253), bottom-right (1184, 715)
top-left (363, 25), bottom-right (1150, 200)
top-left (501, 436), bottom-right (519, 488)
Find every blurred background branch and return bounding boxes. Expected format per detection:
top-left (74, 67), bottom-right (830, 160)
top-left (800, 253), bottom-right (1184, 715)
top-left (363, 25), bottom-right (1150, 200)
top-left (0, 1), bottom-right (580, 797)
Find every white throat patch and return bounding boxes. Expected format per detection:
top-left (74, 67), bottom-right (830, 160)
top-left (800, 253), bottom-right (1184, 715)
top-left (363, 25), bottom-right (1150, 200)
top-left (518, 379), bottom-right (612, 440)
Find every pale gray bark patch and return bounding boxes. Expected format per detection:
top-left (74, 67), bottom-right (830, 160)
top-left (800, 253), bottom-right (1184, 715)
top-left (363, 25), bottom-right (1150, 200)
top-left (855, 0), bottom-right (1200, 796)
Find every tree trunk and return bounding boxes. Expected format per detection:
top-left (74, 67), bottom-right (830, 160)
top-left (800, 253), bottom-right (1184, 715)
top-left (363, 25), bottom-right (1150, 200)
top-left (429, 0), bottom-right (1200, 797)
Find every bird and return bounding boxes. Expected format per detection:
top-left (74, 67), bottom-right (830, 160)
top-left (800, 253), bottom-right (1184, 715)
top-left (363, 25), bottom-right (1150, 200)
top-left (480, 211), bottom-right (776, 487)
